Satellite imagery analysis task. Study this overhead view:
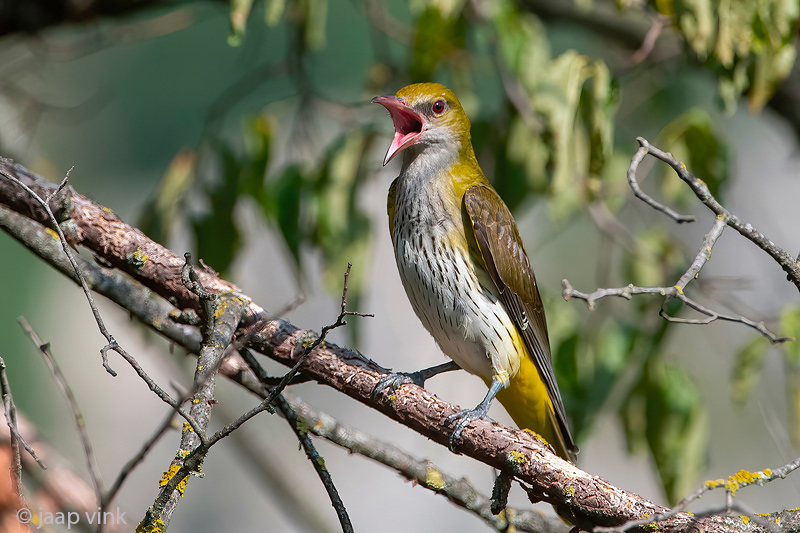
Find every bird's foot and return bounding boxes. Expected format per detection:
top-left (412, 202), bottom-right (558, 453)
top-left (445, 405), bottom-right (495, 451)
top-left (371, 371), bottom-right (426, 399)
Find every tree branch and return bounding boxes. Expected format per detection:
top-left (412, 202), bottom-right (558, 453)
top-left (1, 157), bottom-right (797, 531)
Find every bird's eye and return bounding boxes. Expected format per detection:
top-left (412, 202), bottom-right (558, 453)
top-left (432, 99), bottom-right (446, 115)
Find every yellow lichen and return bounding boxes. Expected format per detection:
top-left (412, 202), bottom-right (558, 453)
top-left (564, 484), bottom-right (576, 498)
top-left (45, 227), bottom-right (60, 241)
top-left (136, 517), bottom-right (165, 533)
top-left (507, 451), bottom-right (526, 465)
top-left (103, 206), bottom-right (113, 213)
top-left (705, 478), bottom-right (724, 489)
top-left (182, 422), bottom-right (193, 432)
top-left (762, 468), bottom-right (772, 477)
top-left (674, 285), bottom-right (684, 295)
top-left (129, 248), bottom-right (149, 269)
top-left (741, 516), bottom-right (750, 525)
top-left (213, 299), bottom-right (228, 319)
top-left (159, 464), bottom-right (187, 495)
top-left (426, 467), bottom-right (445, 490)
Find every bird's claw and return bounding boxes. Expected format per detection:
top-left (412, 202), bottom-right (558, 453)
top-left (371, 372), bottom-right (424, 400)
top-left (445, 408), bottom-right (495, 451)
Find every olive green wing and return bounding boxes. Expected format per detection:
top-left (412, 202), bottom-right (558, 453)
top-left (464, 184), bottom-right (577, 457)
top-left (387, 177), bottom-right (398, 237)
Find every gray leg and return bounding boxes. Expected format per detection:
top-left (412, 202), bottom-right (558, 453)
top-left (445, 377), bottom-right (503, 450)
top-left (372, 361), bottom-right (461, 398)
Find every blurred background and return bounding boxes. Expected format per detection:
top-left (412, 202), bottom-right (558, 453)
top-left (0, 0), bottom-right (799, 531)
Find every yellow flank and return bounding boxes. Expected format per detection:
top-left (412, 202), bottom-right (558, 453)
top-left (493, 350), bottom-right (568, 459)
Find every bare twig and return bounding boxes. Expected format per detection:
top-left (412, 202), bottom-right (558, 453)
top-left (630, 13), bottom-right (670, 65)
top-left (18, 317), bottom-right (105, 505)
top-left (273, 394), bottom-right (354, 533)
top-left (0, 355), bottom-right (45, 507)
top-left (634, 137), bottom-right (800, 290)
top-left (563, 138), bottom-right (798, 343)
top-left (626, 141), bottom-right (695, 223)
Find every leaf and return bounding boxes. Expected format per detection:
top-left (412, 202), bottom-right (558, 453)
top-left (193, 144), bottom-right (243, 274)
top-left (240, 114), bottom-right (274, 199)
top-left (228, 0), bottom-right (254, 47)
top-left (310, 132), bottom-right (374, 340)
top-left (730, 336), bottom-right (769, 406)
top-left (622, 358), bottom-right (708, 504)
top-left (658, 108), bottom-right (729, 205)
top-left (410, 7), bottom-right (466, 82)
top-left (138, 150), bottom-right (196, 245)
top-left (649, 0), bottom-right (799, 112)
top-left (263, 165), bottom-right (306, 271)
top-left (780, 306), bottom-right (800, 365)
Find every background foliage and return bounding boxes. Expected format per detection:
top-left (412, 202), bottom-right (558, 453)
top-left (1, 0), bottom-right (799, 527)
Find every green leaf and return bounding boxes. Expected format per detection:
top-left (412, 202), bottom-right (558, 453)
top-left (649, 0), bottom-right (799, 112)
top-left (659, 109), bottom-right (729, 204)
top-left (264, 165), bottom-right (306, 271)
top-left (410, 7), bottom-right (466, 82)
top-left (138, 150), bottom-right (196, 245)
top-left (780, 306), bottom-right (800, 364)
top-left (228, 0), bottom-right (254, 47)
top-left (193, 144), bottom-right (243, 274)
top-left (240, 114), bottom-right (274, 199)
top-left (730, 336), bottom-right (769, 406)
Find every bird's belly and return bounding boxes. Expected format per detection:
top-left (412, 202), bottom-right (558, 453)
top-left (393, 226), bottom-right (523, 384)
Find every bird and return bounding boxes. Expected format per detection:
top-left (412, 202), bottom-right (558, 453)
top-left (371, 82), bottom-right (578, 463)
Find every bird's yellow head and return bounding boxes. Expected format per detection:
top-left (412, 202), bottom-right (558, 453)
top-left (372, 82), bottom-right (472, 166)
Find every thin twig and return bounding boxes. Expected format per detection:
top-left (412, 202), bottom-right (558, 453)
top-left (273, 395), bottom-right (354, 533)
top-left (18, 317), bottom-right (104, 505)
top-left (630, 13), bottom-right (670, 65)
top-left (0, 355), bottom-right (45, 508)
top-left (626, 141), bottom-right (696, 223)
top-left (635, 137), bottom-right (800, 290)
top-left (564, 137), bottom-right (798, 343)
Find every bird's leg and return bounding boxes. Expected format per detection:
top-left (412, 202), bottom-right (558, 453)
top-left (372, 361), bottom-right (461, 398)
top-left (445, 377), bottom-right (504, 450)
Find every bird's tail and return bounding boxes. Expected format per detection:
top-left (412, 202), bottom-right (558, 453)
top-left (492, 354), bottom-right (576, 463)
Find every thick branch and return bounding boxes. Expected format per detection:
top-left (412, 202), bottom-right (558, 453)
top-left (0, 158), bottom-right (796, 531)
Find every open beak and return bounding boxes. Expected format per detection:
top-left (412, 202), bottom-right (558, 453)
top-left (371, 95), bottom-right (425, 166)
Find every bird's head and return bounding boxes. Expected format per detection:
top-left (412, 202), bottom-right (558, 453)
top-left (372, 82), bottom-right (472, 166)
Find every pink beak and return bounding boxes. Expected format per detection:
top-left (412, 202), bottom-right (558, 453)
top-left (371, 95), bottom-right (425, 166)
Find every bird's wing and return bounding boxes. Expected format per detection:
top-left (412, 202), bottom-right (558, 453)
top-left (387, 177), bottom-right (399, 237)
top-left (464, 184), bottom-right (577, 455)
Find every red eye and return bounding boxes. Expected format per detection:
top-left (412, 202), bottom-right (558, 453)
top-left (432, 99), bottom-right (446, 115)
